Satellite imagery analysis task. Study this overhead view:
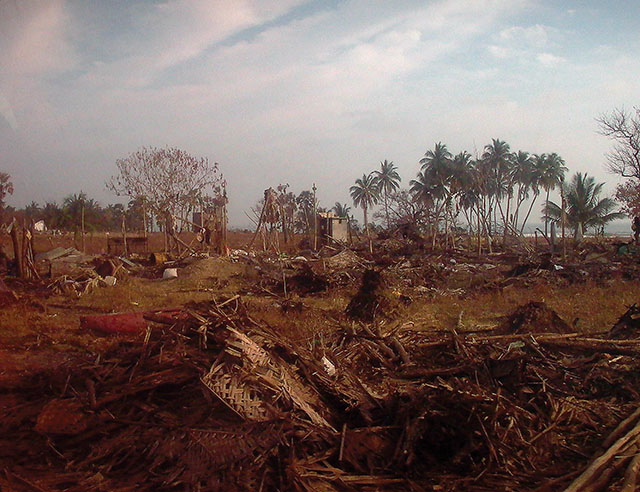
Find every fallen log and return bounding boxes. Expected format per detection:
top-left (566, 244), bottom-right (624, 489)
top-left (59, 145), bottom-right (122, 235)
top-left (621, 451), bottom-right (640, 492)
top-left (539, 338), bottom-right (640, 356)
top-left (398, 364), bottom-right (472, 380)
top-left (564, 415), bottom-right (640, 491)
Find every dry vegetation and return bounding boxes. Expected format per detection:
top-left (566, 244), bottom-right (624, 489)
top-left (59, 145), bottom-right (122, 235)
top-left (2, 231), bottom-right (640, 490)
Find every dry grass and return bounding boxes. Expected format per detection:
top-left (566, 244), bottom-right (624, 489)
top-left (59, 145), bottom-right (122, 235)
top-left (1, 251), bottom-right (638, 379)
top-left (402, 279), bottom-right (640, 335)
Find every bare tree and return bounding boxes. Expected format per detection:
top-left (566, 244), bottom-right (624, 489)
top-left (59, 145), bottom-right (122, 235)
top-left (107, 147), bottom-right (224, 228)
top-left (597, 107), bottom-right (640, 179)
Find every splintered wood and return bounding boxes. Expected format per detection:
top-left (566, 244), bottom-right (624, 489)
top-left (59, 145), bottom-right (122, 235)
top-left (4, 299), bottom-right (640, 491)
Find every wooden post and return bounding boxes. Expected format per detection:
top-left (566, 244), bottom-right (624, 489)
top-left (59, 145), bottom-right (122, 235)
top-left (312, 183), bottom-right (317, 251)
top-left (561, 179), bottom-right (567, 260)
top-left (81, 200), bottom-right (85, 253)
top-left (21, 219), bottom-right (29, 279)
top-left (9, 220), bottom-right (23, 278)
top-left (29, 219), bottom-right (36, 258)
top-left (142, 197), bottom-right (148, 249)
top-left (222, 188), bottom-right (228, 255)
top-left (121, 214), bottom-right (128, 256)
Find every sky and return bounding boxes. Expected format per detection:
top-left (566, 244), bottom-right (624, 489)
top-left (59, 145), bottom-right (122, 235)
top-left (1, 0), bottom-right (640, 229)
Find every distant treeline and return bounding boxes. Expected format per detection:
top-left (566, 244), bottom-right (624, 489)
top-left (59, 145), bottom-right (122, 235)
top-left (5, 193), bottom-right (149, 233)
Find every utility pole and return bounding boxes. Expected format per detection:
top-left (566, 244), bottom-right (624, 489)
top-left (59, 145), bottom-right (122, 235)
top-left (561, 178), bottom-right (567, 259)
top-left (312, 183), bottom-right (317, 251)
top-left (81, 199), bottom-right (85, 253)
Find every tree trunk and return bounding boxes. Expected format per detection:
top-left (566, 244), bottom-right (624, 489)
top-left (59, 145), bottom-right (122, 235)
top-left (10, 221), bottom-right (23, 278)
top-left (545, 188), bottom-right (550, 236)
top-left (503, 194), bottom-right (511, 244)
top-left (364, 205), bottom-right (372, 253)
top-left (81, 202), bottom-right (85, 253)
top-left (384, 190), bottom-right (390, 230)
top-left (575, 222), bottom-right (584, 242)
top-left (520, 193), bottom-right (539, 235)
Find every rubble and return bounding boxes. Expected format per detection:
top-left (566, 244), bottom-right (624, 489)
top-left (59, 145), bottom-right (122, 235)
top-left (4, 298), bottom-right (640, 491)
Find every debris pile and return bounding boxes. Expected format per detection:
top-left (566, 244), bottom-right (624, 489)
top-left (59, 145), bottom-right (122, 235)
top-left (4, 299), bottom-right (640, 491)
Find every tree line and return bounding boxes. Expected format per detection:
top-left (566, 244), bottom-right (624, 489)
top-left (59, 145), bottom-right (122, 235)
top-left (350, 137), bottom-right (624, 249)
top-left (0, 107), bottom-right (635, 241)
top-left (3, 192), bottom-right (149, 233)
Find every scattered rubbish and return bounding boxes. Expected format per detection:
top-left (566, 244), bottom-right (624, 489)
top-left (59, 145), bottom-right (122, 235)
top-left (118, 256), bottom-right (138, 268)
top-left (322, 355), bottom-right (336, 376)
top-left (149, 252), bottom-right (169, 265)
top-left (93, 257), bottom-right (123, 278)
top-left (6, 299), bottom-right (640, 491)
top-left (162, 267), bottom-right (178, 279)
top-left (102, 275), bottom-right (117, 287)
top-left (35, 247), bottom-right (81, 262)
top-left (80, 312), bottom-right (147, 334)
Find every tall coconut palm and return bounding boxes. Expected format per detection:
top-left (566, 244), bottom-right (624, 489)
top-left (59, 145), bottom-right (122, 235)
top-left (419, 142), bottom-right (453, 188)
top-left (510, 151), bottom-right (536, 232)
top-left (418, 143), bottom-right (453, 239)
top-left (350, 173), bottom-right (380, 252)
top-left (537, 152), bottom-right (567, 236)
top-left (482, 139), bottom-right (514, 238)
top-left (373, 160), bottom-right (401, 229)
top-left (409, 170), bottom-right (438, 206)
top-left (517, 153), bottom-right (547, 234)
top-left (544, 172), bottom-right (624, 241)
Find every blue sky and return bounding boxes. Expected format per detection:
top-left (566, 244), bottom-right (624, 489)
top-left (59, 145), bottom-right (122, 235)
top-left (1, 0), bottom-right (639, 227)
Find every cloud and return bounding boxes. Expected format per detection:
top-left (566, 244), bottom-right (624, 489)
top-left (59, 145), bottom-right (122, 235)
top-left (488, 22), bottom-right (566, 66)
top-left (536, 52), bottom-right (566, 66)
top-left (74, 0), bottom-right (307, 89)
top-left (0, 93), bottom-right (18, 130)
top-left (0, 0), bottom-right (76, 79)
top-left (488, 44), bottom-right (511, 58)
top-left (499, 24), bottom-right (550, 48)
top-left (12, 0), bottom-right (638, 229)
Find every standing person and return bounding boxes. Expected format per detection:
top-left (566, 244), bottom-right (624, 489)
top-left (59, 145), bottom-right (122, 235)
top-left (633, 216), bottom-right (640, 244)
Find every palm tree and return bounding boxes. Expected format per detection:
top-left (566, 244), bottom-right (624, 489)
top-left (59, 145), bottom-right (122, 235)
top-left (418, 143), bottom-right (454, 244)
top-left (543, 172), bottom-right (624, 241)
top-left (332, 202), bottom-right (351, 218)
top-left (482, 139), bottom-right (514, 238)
top-left (537, 152), bottom-right (567, 236)
top-left (42, 202), bottom-right (63, 230)
top-left (510, 151), bottom-right (537, 233)
top-left (350, 173), bottom-right (380, 252)
top-left (373, 160), bottom-right (401, 229)
top-left (409, 170), bottom-right (438, 207)
top-left (24, 201), bottom-right (41, 221)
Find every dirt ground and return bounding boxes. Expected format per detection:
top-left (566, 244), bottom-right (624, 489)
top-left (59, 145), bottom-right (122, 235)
top-left (2, 230), bottom-right (640, 490)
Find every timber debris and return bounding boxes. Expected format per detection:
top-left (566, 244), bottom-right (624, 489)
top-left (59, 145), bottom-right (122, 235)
top-left (3, 299), bottom-right (640, 491)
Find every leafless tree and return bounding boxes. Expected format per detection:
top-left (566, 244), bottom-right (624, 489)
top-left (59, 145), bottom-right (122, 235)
top-left (597, 107), bottom-right (640, 179)
top-left (107, 147), bottom-right (224, 228)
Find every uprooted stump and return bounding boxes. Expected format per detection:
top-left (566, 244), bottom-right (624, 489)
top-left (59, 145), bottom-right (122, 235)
top-left (346, 269), bottom-right (388, 321)
top-left (496, 300), bottom-right (573, 335)
top-left (286, 263), bottom-right (329, 296)
top-left (609, 303), bottom-right (640, 339)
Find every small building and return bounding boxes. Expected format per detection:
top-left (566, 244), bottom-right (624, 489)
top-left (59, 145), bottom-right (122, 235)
top-left (317, 212), bottom-right (349, 244)
top-left (34, 220), bottom-right (46, 232)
